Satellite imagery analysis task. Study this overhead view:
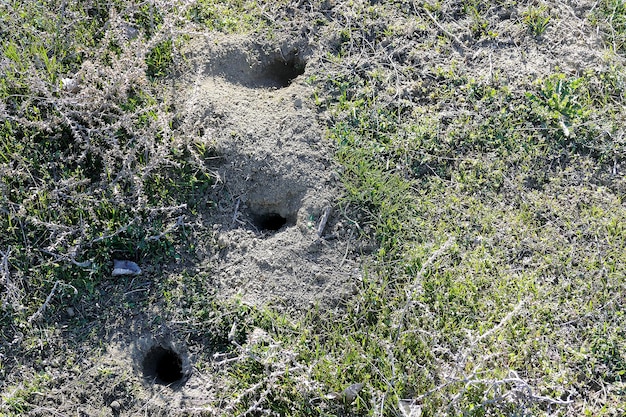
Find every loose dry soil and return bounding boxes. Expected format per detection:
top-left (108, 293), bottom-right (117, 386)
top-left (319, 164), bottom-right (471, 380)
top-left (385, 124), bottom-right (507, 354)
top-left (176, 34), bottom-right (362, 312)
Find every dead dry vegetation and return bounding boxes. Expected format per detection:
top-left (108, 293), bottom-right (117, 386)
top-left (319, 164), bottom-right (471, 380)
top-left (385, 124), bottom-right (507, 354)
top-left (1, 0), bottom-right (625, 416)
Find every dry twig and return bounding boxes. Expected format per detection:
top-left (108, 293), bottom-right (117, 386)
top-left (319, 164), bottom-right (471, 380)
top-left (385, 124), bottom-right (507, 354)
top-left (317, 206), bottom-right (332, 237)
top-left (27, 280), bottom-right (77, 324)
top-left (421, 7), bottom-right (466, 51)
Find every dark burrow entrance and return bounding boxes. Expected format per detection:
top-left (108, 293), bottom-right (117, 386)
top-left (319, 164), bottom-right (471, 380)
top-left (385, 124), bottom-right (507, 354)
top-left (253, 212), bottom-right (288, 232)
top-left (142, 346), bottom-right (184, 385)
top-left (262, 57), bottom-right (305, 88)
top-left (202, 40), bottom-right (308, 88)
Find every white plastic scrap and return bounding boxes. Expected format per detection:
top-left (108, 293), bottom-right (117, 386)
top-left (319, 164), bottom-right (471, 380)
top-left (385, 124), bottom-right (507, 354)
top-left (111, 259), bottom-right (141, 276)
top-left (398, 400), bottom-right (422, 417)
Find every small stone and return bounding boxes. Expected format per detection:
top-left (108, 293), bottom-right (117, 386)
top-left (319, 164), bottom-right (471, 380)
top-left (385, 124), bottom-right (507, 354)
top-left (123, 24), bottom-right (139, 40)
top-left (217, 236), bottom-right (228, 248)
top-left (66, 307), bottom-right (75, 317)
top-left (110, 400), bottom-right (121, 411)
top-left (61, 78), bottom-right (79, 93)
top-left (247, 327), bottom-right (270, 345)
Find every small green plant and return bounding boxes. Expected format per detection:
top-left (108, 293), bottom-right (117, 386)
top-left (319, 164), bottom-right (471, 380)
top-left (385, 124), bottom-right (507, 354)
top-left (465, 4), bottom-right (496, 39)
top-left (1, 373), bottom-right (51, 415)
top-left (146, 39), bottom-right (173, 79)
top-left (134, 2), bottom-right (164, 39)
top-left (523, 6), bottom-right (551, 36)
top-left (526, 73), bottom-right (590, 141)
top-left (536, 75), bottom-right (587, 117)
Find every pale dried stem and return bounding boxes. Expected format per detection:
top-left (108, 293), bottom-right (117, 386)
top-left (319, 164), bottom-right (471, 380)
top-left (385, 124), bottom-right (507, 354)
top-left (404, 370), bottom-right (574, 411)
top-left (27, 280), bottom-right (60, 324)
top-left (0, 246), bottom-right (22, 310)
top-left (392, 237), bottom-right (456, 342)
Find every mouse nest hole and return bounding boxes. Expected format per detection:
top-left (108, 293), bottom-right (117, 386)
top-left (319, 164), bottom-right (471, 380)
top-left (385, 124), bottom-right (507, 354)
top-left (253, 212), bottom-right (288, 232)
top-left (262, 56), bottom-right (305, 88)
top-left (142, 346), bottom-right (184, 385)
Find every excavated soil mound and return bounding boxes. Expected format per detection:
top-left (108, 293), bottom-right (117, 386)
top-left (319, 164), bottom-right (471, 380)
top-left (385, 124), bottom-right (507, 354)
top-left (174, 34), bottom-right (362, 312)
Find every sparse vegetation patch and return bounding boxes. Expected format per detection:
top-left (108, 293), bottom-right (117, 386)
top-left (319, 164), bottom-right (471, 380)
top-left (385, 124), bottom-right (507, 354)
top-left (1, 1), bottom-right (625, 416)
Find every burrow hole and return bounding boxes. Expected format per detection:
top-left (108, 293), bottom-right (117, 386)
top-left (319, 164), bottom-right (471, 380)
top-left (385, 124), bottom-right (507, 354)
top-left (262, 57), bottom-right (305, 88)
top-left (142, 346), bottom-right (184, 384)
top-left (253, 212), bottom-right (288, 232)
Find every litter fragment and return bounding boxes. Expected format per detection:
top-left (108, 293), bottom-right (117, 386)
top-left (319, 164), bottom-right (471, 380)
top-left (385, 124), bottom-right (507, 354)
top-left (325, 382), bottom-right (364, 404)
top-left (111, 260), bottom-right (141, 276)
top-left (342, 382), bottom-right (364, 404)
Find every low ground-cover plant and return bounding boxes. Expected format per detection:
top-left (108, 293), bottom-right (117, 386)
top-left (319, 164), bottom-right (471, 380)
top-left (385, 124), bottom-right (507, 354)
top-left (0, 1), bottom-right (213, 324)
top-left (307, 1), bottom-right (626, 415)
